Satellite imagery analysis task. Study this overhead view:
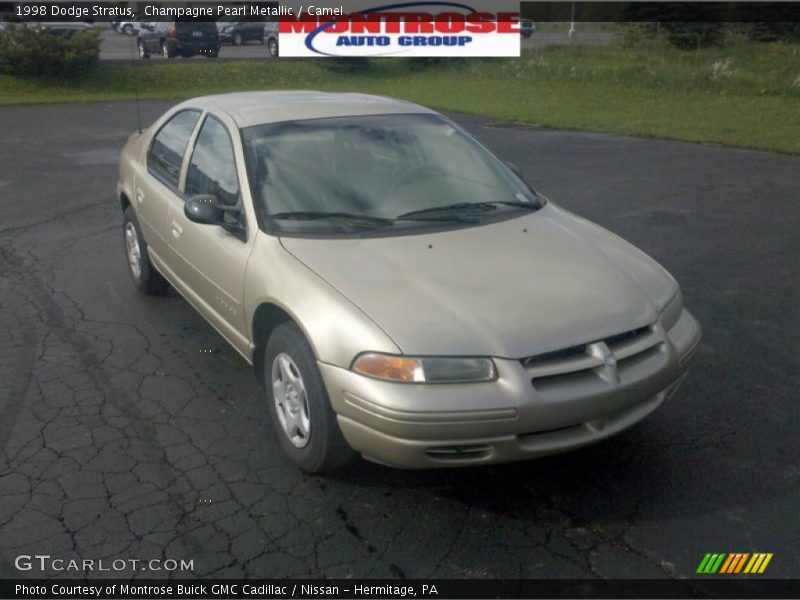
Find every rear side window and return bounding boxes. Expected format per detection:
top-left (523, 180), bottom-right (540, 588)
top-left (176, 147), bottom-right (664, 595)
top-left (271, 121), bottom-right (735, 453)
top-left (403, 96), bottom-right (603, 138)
top-left (148, 109), bottom-right (200, 188)
top-left (185, 115), bottom-right (240, 207)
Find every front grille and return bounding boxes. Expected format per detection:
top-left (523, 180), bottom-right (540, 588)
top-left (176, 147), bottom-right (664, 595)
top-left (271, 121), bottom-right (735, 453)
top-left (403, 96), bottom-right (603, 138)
top-left (521, 325), bottom-right (664, 390)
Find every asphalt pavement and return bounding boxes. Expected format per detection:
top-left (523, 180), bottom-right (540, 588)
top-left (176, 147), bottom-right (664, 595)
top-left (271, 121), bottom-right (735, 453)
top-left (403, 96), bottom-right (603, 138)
top-left (0, 101), bottom-right (797, 582)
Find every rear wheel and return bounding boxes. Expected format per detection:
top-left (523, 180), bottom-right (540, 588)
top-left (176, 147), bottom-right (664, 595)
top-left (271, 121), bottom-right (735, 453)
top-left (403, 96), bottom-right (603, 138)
top-left (161, 42), bottom-right (173, 59)
top-left (233, 31), bottom-right (243, 46)
top-left (123, 207), bottom-right (169, 296)
top-left (205, 48), bottom-right (219, 58)
top-left (264, 323), bottom-right (355, 473)
top-left (122, 24), bottom-right (134, 35)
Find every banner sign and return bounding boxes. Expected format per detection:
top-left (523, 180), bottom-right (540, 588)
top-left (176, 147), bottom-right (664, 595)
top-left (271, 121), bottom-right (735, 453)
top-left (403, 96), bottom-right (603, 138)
top-left (278, 0), bottom-right (522, 57)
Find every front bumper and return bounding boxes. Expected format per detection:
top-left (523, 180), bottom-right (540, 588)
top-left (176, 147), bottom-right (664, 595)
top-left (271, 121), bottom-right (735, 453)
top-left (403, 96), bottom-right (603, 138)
top-left (320, 309), bottom-right (701, 468)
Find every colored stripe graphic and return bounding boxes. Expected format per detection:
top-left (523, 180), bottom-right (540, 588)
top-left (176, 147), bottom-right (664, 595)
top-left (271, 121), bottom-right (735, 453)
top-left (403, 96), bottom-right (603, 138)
top-left (697, 553), bottom-right (727, 573)
top-left (700, 553), bottom-right (773, 574)
top-left (719, 554), bottom-right (736, 573)
top-left (733, 553), bottom-right (750, 573)
top-left (757, 553), bottom-right (773, 573)
top-left (722, 553), bottom-right (749, 573)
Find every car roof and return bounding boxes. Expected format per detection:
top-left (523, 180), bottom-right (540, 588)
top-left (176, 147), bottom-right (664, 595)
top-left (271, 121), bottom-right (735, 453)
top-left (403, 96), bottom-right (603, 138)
top-left (177, 91), bottom-right (436, 128)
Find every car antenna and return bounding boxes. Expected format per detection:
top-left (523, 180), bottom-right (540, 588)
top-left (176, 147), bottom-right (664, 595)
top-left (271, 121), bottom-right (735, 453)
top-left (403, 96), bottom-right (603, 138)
top-left (128, 28), bottom-right (143, 133)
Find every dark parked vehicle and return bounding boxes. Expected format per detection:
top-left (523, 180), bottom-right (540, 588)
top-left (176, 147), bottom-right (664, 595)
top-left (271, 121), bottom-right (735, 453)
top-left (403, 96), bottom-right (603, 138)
top-left (519, 19), bottom-right (536, 38)
top-left (137, 21), bottom-right (220, 59)
top-left (216, 17), bottom-right (264, 45)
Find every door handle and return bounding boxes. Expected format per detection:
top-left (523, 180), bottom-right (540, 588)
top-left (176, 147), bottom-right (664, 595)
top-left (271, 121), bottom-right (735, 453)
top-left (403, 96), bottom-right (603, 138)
top-left (170, 220), bottom-right (183, 238)
top-left (136, 189), bottom-right (145, 204)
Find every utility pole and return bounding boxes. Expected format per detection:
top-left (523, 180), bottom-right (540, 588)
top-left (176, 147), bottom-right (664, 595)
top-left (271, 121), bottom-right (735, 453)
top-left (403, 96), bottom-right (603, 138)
top-left (568, 1), bottom-right (576, 40)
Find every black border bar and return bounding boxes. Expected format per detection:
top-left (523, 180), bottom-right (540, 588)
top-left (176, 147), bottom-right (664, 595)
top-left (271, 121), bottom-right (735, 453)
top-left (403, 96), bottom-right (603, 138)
top-left (3, 578), bottom-right (800, 599)
top-left (2, 2), bottom-right (800, 22)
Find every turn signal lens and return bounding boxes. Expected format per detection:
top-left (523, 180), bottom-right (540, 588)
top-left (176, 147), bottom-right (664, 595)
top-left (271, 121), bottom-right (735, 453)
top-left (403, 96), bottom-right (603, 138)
top-left (352, 354), bottom-right (497, 383)
top-left (352, 354), bottom-right (424, 382)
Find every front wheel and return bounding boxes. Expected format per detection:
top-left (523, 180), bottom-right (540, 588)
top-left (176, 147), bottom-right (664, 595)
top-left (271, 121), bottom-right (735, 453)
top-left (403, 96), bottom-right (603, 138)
top-left (137, 39), bottom-right (149, 59)
top-left (233, 31), bottom-right (243, 46)
top-left (123, 207), bottom-right (169, 296)
top-left (122, 24), bottom-right (134, 35)
top-left (161, 42), bottom-right (173, 59)
top-left (266, 37), bottom-right (278, 57)
top-left (264, 323), bottom-right (355, 473)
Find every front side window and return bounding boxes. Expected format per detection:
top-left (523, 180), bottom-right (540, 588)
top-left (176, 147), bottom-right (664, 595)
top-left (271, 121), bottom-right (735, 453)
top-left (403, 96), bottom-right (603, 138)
top-left (148, 109), bottom-right (199, 188)
top-left (242, 113), bottom-right (538, 236)
top-left (185, 115), bottom-right (240, 207)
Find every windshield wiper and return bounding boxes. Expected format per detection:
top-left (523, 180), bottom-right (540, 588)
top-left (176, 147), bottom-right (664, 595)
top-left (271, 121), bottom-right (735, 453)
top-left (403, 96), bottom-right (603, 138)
top-left (396, 200), bottom-right (541, 221)
top-left (269, 211), bottom-right (394, 227)
top-left (269, 210), bottom-right (477, 227)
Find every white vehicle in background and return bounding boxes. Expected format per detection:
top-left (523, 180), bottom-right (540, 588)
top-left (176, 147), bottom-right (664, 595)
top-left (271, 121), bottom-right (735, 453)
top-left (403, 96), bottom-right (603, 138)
top-left (113, 15), bottom-right (149, 36)
top-left (264, 18), bottom-right (278, 57)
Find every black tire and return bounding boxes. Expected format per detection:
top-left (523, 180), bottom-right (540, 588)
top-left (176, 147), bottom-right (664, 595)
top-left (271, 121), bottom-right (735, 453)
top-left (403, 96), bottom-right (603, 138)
top-left (161, 41), bottom-right (173, 59)
top-left (123, 206), bottom-right (169, 296)
top-left (122, 24), bottom-right (134, 35)
top-left (137, 39), bottom-right (149, 59)
top-left (264, 323), bottom-right (355, 473)
top-left (266, 37), bottom-right (278, 57)
top-left (205, 49), bottom-right (219, 58)
top-left (233, 31), bottom-right (243, 46)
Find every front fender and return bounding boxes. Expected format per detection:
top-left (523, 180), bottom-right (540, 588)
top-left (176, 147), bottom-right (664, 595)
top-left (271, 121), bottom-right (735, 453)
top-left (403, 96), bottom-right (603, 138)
top-left (244, 233), bottom-right (401, 368)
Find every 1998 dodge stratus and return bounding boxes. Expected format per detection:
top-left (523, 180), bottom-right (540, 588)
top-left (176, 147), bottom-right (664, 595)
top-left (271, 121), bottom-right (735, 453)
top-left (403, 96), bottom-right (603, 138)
top-left (118, 91), bottom-right (701, 472)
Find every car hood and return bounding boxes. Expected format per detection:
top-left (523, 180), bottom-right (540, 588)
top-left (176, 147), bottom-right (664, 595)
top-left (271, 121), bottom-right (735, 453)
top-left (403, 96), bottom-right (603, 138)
top-left (279, 203), bottom-right (678, 358)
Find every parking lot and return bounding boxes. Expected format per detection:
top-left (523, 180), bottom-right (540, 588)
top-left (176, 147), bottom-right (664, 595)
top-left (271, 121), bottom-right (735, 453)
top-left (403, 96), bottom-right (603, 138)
top-left (99, 28), bottom-right (272, 60)
top-left (98, 29), bottom-right (612, 60)
top-left (0, 101), bottom-right (797, 581)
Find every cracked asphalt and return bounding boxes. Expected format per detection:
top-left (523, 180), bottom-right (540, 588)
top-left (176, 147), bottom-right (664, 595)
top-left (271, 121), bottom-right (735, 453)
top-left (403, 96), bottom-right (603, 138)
top-left (0, 101), bottom-right (797, 582)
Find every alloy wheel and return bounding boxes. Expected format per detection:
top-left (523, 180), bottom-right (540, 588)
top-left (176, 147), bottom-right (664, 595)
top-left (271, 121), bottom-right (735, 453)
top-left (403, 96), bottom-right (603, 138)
top-left (124, 222), bottom-right (142, 280)
top-left (271, 353), bottom-right (311, 448)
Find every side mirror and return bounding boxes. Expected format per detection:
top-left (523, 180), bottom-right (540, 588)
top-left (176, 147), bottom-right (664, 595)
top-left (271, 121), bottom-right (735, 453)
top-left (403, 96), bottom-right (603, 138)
top-left (185, 195), bottom-right (245, 235)
top-left (185, 195), bottom-right (226, 225)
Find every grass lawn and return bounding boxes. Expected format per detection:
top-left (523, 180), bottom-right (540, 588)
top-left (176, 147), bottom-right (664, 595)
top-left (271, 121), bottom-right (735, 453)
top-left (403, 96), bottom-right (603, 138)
top-left (1, 41), bottom-right (799, 154)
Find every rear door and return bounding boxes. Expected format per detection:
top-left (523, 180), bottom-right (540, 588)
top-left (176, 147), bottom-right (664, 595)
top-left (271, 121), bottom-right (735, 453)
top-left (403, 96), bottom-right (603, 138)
top-left (134, 108), bottom-right (200, 266)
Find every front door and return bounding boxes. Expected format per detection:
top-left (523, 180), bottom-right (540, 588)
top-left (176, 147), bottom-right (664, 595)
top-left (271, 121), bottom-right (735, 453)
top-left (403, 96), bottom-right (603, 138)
top-left (166, 113), bottom-right (254, 358)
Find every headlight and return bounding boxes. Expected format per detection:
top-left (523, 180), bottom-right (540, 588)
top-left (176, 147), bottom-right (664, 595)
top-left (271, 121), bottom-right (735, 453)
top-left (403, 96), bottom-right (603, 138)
top-left (659, 288), bottom-right (684, 331)
top-left (352, 353), bottom-right (496, 384)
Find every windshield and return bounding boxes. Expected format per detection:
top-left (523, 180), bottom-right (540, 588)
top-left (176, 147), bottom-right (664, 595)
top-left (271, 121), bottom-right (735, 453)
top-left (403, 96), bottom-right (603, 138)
top-left (242, 114), bottom-right (539, 235)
